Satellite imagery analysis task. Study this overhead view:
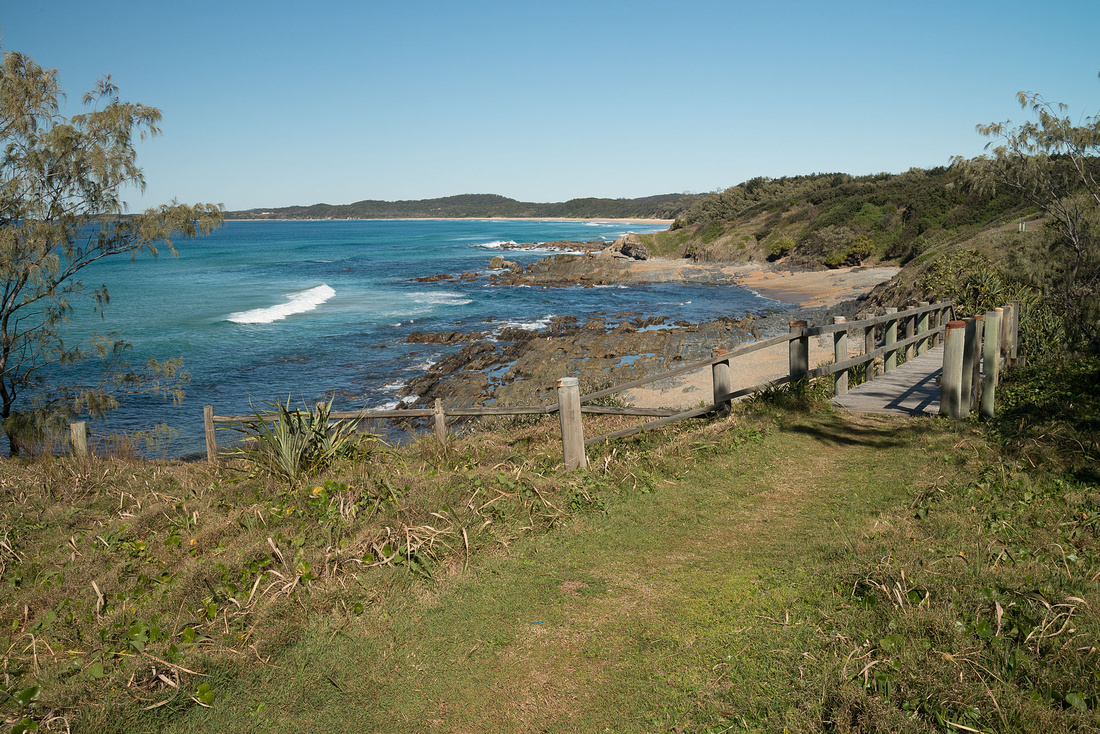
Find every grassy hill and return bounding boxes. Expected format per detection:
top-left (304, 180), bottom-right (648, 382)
top-left (226, 192), bottom-right (701, 221)
top-left (638, 168), bottom-right (1036, 272)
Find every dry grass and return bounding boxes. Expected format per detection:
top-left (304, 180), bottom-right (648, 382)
top-left (2, 362), bottom-right (1098, 732)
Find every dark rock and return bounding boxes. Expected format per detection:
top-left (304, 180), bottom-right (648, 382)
top-left (498, 327), bottom-right (538, 342)
top-left (412, 273), bottom-right (454, 282)
top-left (489, 256), bottom-right (521, 271)
top-left (406, 331), bottom-right (485, 344)
top-left (621, 241), bottom-right (649, 261)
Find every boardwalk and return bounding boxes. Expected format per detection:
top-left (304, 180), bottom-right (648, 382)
top-left (833, 345), bottom-right (943, 416)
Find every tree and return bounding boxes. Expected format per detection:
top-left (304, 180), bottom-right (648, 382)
top-left (955, 85), bottom-right (1100, 351)
top-left (1, 50), bottom-right (223, 454)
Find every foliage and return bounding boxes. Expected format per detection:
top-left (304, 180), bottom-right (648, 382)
top-left (0, 49), bottom-right (223, 454)
top-left (919, 249), bottom-right (1066, 361)
top-left (745, 375), bottom-right (834, 416)
top-left (824, 234), bottom-right (876, 268)
top-left (993, 356), bottom-right (1100, 482)
top-left (229, 397), bottom-right (368, 482)
top-left (766, 235), bottom-right (794, 261)
top-left (956, 89), bottom-right (1100, 352)
top-left (675, 167), bottom-right (1030, 268)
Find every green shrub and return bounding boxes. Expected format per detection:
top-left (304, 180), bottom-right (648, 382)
top-left (824, 236), bottom-right (876, 268)
top-left (766, 236), bottom-right (794, 261)
top-left (919, 250), bottom-right (1066, 360)
top-left (229, 397), bottom-right (370, 483)
top-left (700, 222), bottom-right (725, 244)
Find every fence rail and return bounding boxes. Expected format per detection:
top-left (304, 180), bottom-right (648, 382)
top-left (198, 300), bottom-right (964, 466)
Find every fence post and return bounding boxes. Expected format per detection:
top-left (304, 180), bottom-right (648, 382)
top-left (916, 302), bottom-right (930, 355)
top-left (904, 307), bottom-right (916, 362)
top-left (999, 302), bottom-right (1013, 369)
top-left (981, 309), bottom-right (1002, 419)
top-left (556, 377), bottom-right (587, 470)
top-left (433, 398), bottom-right (447, 446)
top-left (864, 324), bottom-right (876, 383)
top-left (833, 317), bottom-right (848, 396)
top-left (788, 320), bottom-right (809, 379)
top-left (968, 314), bottom-right (984, 411)
top-left (70, 421), bottom-right (88, 458)
top-left (941, 320), bottom-right (968, 419)
top-left (884, 308), bottom-right (898, 372)
top-left (711, 349), bottom-right (731, 415)
top-left (204, 405), bottom-right (218, 465)
top-left (1009, 299), bottom-right (1020, 365)
top-left (958, 318), bottom-right (979, 416)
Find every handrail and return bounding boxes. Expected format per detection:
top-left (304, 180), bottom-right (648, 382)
top-left (202, 300), bottom-right (958, 465)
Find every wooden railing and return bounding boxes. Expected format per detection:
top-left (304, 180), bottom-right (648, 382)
top-left (939, 302), bottom-right (1021, 420)
top-left (199, 301), bottom-right (958, 467)
top-left (201, 396), bottom-right (680, 465)
top-left (574, 300), bottom-right (956, 452)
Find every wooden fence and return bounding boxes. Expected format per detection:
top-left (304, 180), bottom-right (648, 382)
top-left (197, 300), bottom-right (964, 468)
top-left (939, 302), bottom-right (1021, 420)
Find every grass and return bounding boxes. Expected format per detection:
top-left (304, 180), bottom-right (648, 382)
top-left (1, 362), bottom-right (1098, 732)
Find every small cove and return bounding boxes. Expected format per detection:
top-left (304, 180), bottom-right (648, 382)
top-left (55, 220), bottom-right (786, 457)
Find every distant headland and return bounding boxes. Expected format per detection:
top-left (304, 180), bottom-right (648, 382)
top-left (224, 192), bottom-right (701, 222)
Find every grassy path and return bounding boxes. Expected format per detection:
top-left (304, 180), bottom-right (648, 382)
top-left (159, 412), bottom-right (957, 732)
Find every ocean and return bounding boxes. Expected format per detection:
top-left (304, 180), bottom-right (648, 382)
top-left (55, 219), bottom-right (783, 457)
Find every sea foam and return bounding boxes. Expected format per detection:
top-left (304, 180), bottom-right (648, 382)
top-left (471, 240), bottom-right (517, 249)
top-left (227, 284), bottom-right (336, 324)
top-left (410, 291), bottom-right (473, 307)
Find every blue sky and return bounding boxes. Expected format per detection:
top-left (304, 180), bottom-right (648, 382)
top-left (3, 0), bottom-right (1099, 211)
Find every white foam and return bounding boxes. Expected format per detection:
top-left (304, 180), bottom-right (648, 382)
top-left (410, 291), bottom-right (473, 307)
top-left (488, 312), bottom-right (554, 341)
top-left (519, 246), bottom-right (586, 255)
top-left (494, 313), bottom-right (555, 334)
top-left (227, 284), bottom-right (336, 324)
top-left (471, 240), bottom-right (517, 249)
top-left (375, 393), bottom-right (417, 410)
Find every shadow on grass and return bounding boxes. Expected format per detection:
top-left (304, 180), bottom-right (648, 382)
top-left (994, 356), bottom-right (1100, 480)
top-left (785, 413), bottom-right (941, 450)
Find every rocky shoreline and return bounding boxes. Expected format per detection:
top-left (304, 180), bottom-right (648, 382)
top-left (394, 236), bottom-right (897, 411)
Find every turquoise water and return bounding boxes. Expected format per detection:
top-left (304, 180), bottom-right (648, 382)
top-left (58, 220), bottom-right (781, 457)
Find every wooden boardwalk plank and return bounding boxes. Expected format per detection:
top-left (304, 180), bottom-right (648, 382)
top-left (833, 346), bottom-right (943, 416)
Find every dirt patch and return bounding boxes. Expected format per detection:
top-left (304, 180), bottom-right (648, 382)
top-left (558, 580), bottom-right (589, 596)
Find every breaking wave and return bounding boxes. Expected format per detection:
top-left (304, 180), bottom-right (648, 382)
top-left (227, 284), bottom-right (336, 324)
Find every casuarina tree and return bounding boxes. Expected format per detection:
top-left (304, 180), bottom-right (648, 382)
top-left (1, 49), bottom-right (222, 454)
top-left (956, 84), bottom-right (1100, 352)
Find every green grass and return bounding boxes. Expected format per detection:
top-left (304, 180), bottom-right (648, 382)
top-left (640, 228), bottom-right (694, 258)
top-left (3, 364), bottom-right (1098, 732)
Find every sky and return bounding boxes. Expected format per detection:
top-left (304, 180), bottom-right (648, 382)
top-left (3, 0), bottom-right (1099, 211)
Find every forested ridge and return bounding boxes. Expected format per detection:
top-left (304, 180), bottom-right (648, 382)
top-left (226, 192), bottom-right (700, 221)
